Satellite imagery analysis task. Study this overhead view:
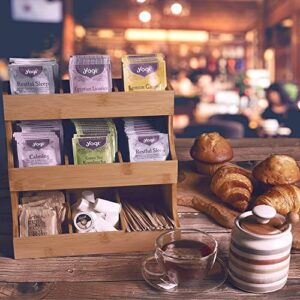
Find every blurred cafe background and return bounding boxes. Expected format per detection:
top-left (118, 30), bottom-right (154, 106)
top-left (1, 0), bottom-right (300, 138)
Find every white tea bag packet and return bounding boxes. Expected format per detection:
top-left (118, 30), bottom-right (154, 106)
top-left (69, 55), bottom-right (112, 93)
top-left (127, 133), bottom-right (169, 162)
top-left (9, 58), bottom-right (58, 94)
top-left (13, 132), bottom-right (61, 167)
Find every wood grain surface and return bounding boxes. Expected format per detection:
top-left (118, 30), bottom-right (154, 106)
top-left (0, 138), bottom-right (299, 299)
top-left (177, 161), bottom-right (239, 228)
top-left (8, 161), bottom-right (178, 192)
top-left (3, 90), bottom-right (174, 121)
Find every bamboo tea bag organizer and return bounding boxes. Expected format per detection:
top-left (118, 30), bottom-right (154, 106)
top-left (1, 79), bottom-right (179, 259)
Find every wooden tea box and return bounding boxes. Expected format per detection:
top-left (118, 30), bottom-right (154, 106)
top-left (1, 79), bottom-right (179, 259)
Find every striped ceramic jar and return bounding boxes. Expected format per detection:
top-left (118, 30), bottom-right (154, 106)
top-left (229, 211), bottom-right (292, 293)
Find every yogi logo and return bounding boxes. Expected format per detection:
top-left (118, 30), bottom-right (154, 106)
top-left (129, 63), bottom-right (158, 77)
top-left (27, 139), bottom-right (49, 150)
top-left (138, 136), bottom-right (159, 146)
top-left (19, 66), bottom-right (43, 78)
top-left (79, 138), bottom-right (106, 149)
top-left (76, 65), bottom-right (104, 78)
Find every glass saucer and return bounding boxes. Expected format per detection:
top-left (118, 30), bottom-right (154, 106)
top-left (141, 256), bottom-right (228, 293)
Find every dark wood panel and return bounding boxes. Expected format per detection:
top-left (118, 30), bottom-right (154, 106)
top-left (175, 138), bottom-right (300, 162)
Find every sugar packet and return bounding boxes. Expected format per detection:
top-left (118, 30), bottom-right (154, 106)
top-left (69, 55), bottom-right (112, 93)
top-left (122, 54), bottom-right (167, 92)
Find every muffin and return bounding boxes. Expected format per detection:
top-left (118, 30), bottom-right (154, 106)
top-left (190, 132), bottom-right (233, 175)
top-left (253, 154), bottom-right (300, 185)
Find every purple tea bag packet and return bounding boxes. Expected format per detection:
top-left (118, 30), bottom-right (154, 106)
top-left (69, 55), bottom-right (112, 94)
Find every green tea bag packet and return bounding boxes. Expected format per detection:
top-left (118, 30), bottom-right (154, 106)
top-left (72, 136), bottom-right (113, 164)
top-left (74, 132), bottom-right (115, 161)
top-left (72, 119), bottom-right (117, 162)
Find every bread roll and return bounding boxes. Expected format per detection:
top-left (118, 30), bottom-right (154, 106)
top-left (255, 185), bottom-right (300, 215)
top-left (194, 160), bottom-right (227, 176)
top-left (253, 155), bottom-right (300, 185)
top-left (211, 166), bottom-right (253, 212)
top-left (190, 132), bottom-right (233, 163)
top-left (190, 132), bottom-right (233, 175)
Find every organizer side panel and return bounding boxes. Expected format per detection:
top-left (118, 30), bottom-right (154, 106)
top-left (5, 121), bottom-right (19, 239)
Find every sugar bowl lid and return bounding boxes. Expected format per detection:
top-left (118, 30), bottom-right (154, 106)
top-left (240, 205), bottom-right (287, 235)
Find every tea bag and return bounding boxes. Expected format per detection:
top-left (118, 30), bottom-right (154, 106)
top-left (72, 136), bottom-right (113, 164)
top-left (17, 120), bottom-right (64, 152)
top-left (13, 132), bottom-right (61, 167)
top-left (72, 119), bottom-right (117, 164)
top-left (122, 54), bottom-right (167, 92)
top-left (123, 118), bottom-right (169, 162)
top-left (21, 192), bottom-right (66, 224)
top-left (9, 58), bottom-right (58, 94)
top-left (69, 55), bottom-right (112, 93)
top-left (19, 206), bottom-right (59, 237)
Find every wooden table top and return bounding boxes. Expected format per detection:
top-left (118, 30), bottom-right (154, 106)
top-left (0, 138), bottom-right (299, 299)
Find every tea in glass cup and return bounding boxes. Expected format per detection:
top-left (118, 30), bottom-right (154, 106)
top-left (142, 229), bottom-right (218, 288)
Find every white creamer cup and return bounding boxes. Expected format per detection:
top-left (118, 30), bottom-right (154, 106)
top-left (93, 213), bottom-right (118, 232)
top-left (73, 198), bottom-right (90, 212)
top-left (93, 198), bottom-right (121, 214)
top-left (105, 212), bottom-right (120, 227)
top-left (82, 190), bottom-right (95, 203)
top-left (73, 211), bottom-right (95, 232)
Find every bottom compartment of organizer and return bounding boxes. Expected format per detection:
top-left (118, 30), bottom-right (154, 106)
top-left (12, 184), bottom-right (178, 259)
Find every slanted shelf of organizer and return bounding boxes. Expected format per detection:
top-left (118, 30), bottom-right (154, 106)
top-left (1, 79), bottom-right (179, 259)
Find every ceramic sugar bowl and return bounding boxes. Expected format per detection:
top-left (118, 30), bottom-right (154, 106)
top-left (229, 205), bottom-right (295, 293)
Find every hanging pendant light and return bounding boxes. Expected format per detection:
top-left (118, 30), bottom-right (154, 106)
top-left (164, 0), bottom-right (191, 17)
top-left (130, 0), bottom-right (156, 5)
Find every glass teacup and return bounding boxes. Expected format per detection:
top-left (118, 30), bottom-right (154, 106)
top-left (142, 229), bottom-right (218, 288)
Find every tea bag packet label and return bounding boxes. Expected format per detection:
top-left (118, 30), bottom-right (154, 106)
top-left (122, 54), bottom-right (167, 92)
top-left (69, 55), bottom-right (112, 93)
top-left (19, 191), bottom-right (66, 237)
top-left (72, 119), bottom-right (117, 164)
top-left (14, 133), bottom-right (61, 167)
top-left (128, 133), bottom-right (169, 162)
top-left (9, 58), bottom-right (58, 94)
top-left (72, 136), bottom-right (113, 164)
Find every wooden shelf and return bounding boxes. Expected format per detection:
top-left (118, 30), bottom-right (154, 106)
top-left (13, 230), bottom-right (164, 259)
top-left (8, 161), bottom-right (178, 192)
top-left (3, 90), bottom-right (174, 121)
top-left (1, 79), bottom-right (178, 259)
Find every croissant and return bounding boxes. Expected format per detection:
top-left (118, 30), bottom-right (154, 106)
top-left (211, 166), bottom-right (253, 212)
top-left (255, 185), bottom-right (300, 215)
